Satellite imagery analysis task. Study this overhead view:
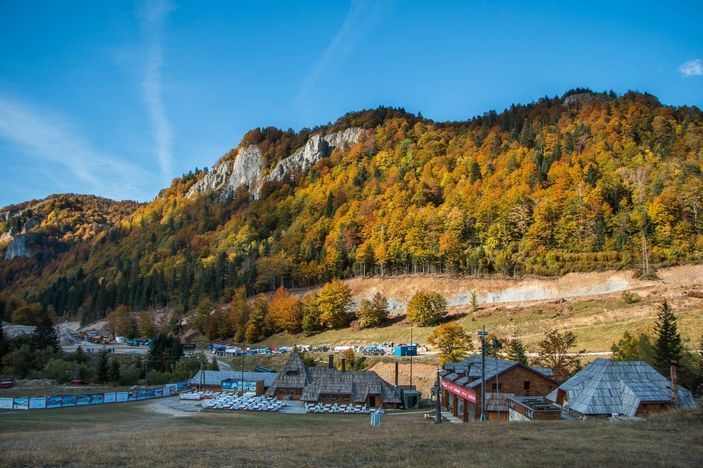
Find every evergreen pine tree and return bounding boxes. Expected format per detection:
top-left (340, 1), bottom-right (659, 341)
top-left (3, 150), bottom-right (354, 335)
top-left (108, 359), bottom-right (121, 383)
top-left (0, 322), bottom-right (7, 360)
top-left (506, 337), bottom-right (528, 365)
top-left (653, 301), bottom-right (683, 373)
top-left (209, 356), bottom-right (219, 371)
top-left (31, 316), bottom-right (60, 352)
top-left (97, 352), bottom-right (109, 383)
top-left (73, 346), bottom-right (88, 363)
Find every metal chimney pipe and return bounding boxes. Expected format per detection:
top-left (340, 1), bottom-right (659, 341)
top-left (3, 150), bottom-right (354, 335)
top-left (341, 358), bottom-right (346, 372)
top-left (671, 360), bottom-right (678, 403)
top-left (328, 354), bottom-right (334, 369)
top-left (394, 361), bottom-right (399, 387)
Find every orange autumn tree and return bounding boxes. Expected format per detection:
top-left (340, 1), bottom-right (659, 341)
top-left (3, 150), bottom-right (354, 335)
top-left (267, 286), bottom-right (302, 333)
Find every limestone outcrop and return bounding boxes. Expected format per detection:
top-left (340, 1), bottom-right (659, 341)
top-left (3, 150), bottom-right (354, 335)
top-left (186, 127), bottom-right (364, 200)
top-left (4, 234), bottom-right (30, 260)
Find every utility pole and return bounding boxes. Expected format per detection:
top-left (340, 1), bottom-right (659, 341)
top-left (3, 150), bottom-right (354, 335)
top-left (410, 325), bottom-right (413, 389)
top-left (493, 337), bottom-right (502, 399)
top-left (240, 342), bottom-right (245, 395)
top-left (198, 357), bottom-right (203, 392)
top-left (478, 327), bottom-right (488, 421)
top-left (434, 368), bottom-right (442, 424)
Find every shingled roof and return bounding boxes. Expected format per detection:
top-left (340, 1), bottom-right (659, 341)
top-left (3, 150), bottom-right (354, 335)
top-left (301, 371), bottom-right (399, 404)
top-left (547, 359), bottom-right (697, 417)
top-left (265, 352), bottom-right (314, 391)
top-left (444, 355), bottom-right (555, 389)
top-left (189, 370), bottom-right (278, 387)
top-left (266, 352), bottom-right (400, 404)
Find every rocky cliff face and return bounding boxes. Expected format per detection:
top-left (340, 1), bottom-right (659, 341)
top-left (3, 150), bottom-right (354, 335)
top-left (4, 234), bottom-right (30, 260)
top-left (186, 127), bottom-right (364, 200)
top-left (186, 145), bottom-right (264, 199)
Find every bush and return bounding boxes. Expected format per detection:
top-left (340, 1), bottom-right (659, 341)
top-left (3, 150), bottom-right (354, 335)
top-left (146, 370), bottom-right (173, 385)
top-left (622, 291), bottom-right (640, 304)
top-left (43, 358), bottom-right (76, 383)
top-left (407, 291), bottom-right (448, 326)
top-left (173, 356), bottom-right (202, 381)
top-left (119, 365), bottom-right (141, 386)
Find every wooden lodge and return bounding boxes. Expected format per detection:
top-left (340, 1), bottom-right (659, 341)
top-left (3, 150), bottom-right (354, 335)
top-left (547, 359), bottom-right (698, 417)
top-left (266, 353), bottom-right (400, 409)
top-left (440, 355), bottom-right (558, 422)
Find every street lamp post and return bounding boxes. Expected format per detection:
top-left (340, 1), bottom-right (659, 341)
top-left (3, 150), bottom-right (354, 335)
top-left (478, 327), bottom-right (488, 421)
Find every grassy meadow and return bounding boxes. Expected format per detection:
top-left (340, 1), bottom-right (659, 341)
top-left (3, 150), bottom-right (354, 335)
top-left (259, 293), bottom-right (703, 353)
top-left (0, 399), bottom-right (702, 467)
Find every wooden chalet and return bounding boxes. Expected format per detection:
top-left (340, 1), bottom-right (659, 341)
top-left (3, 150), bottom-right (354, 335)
top-left (266, 352), bottom-right (400, 408)
top-left (440, 355), bottom-right (557, 422)
top-left (547, 359), bottom-right (698, 417)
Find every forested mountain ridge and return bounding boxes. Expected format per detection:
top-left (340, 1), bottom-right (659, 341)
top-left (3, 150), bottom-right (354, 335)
top-left (1, 89), bottom-right (702, 326)
top-left (0, 194), bottom-right (139, 289)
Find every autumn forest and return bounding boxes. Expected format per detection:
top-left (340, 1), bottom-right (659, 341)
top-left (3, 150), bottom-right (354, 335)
top-left (1, 89), bottom-right (702, 337)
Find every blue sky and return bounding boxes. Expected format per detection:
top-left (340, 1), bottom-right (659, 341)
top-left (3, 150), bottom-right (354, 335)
top-left (0, 0), bottom-right (701, 206)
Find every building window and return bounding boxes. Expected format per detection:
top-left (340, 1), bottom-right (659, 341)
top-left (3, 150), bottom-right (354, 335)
top-left (491, 383), bottom-right (502, 391)
top-left (523, 380), bottom-right (530, 391)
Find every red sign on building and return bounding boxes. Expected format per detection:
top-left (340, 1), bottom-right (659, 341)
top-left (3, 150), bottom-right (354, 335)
top-left (441, 379), bottom-right (477, 403)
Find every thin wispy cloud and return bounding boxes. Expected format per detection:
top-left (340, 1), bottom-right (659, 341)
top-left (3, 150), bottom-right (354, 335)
top-left (679, 58), bottom-right (702, 77)
top-left (0, 94), bottom-right (150, 201)
top-left (141, 0), bottom-right (174, 184)
top-left (295, 0), bottom-right (389, 116)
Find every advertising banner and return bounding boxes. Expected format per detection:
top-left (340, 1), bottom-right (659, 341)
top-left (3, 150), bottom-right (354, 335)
top-left (222, 380), bottom-right (256, 392)
top-left (63, 395), bottom-right (77, 406)
top-left (2, 386), bottom-right (177, 411)
top-left (29, 397), bottom-right (47, 409)
top-left (441, 380), bottom-right (477, 403)
top-left (13, 397), bottom-right (29, 410)
top-left (47, 396), bottom-right (63, 409)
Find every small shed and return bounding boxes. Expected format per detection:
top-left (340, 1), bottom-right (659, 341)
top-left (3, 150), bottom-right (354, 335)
top-left (393, 345), bottom-right (417, 357)
top-left (508, 396), bottom-right (562, 421)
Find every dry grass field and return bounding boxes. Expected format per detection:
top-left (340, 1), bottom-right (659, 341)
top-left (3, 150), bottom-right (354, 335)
top-left (1, 399), bottom-right (702, 467)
